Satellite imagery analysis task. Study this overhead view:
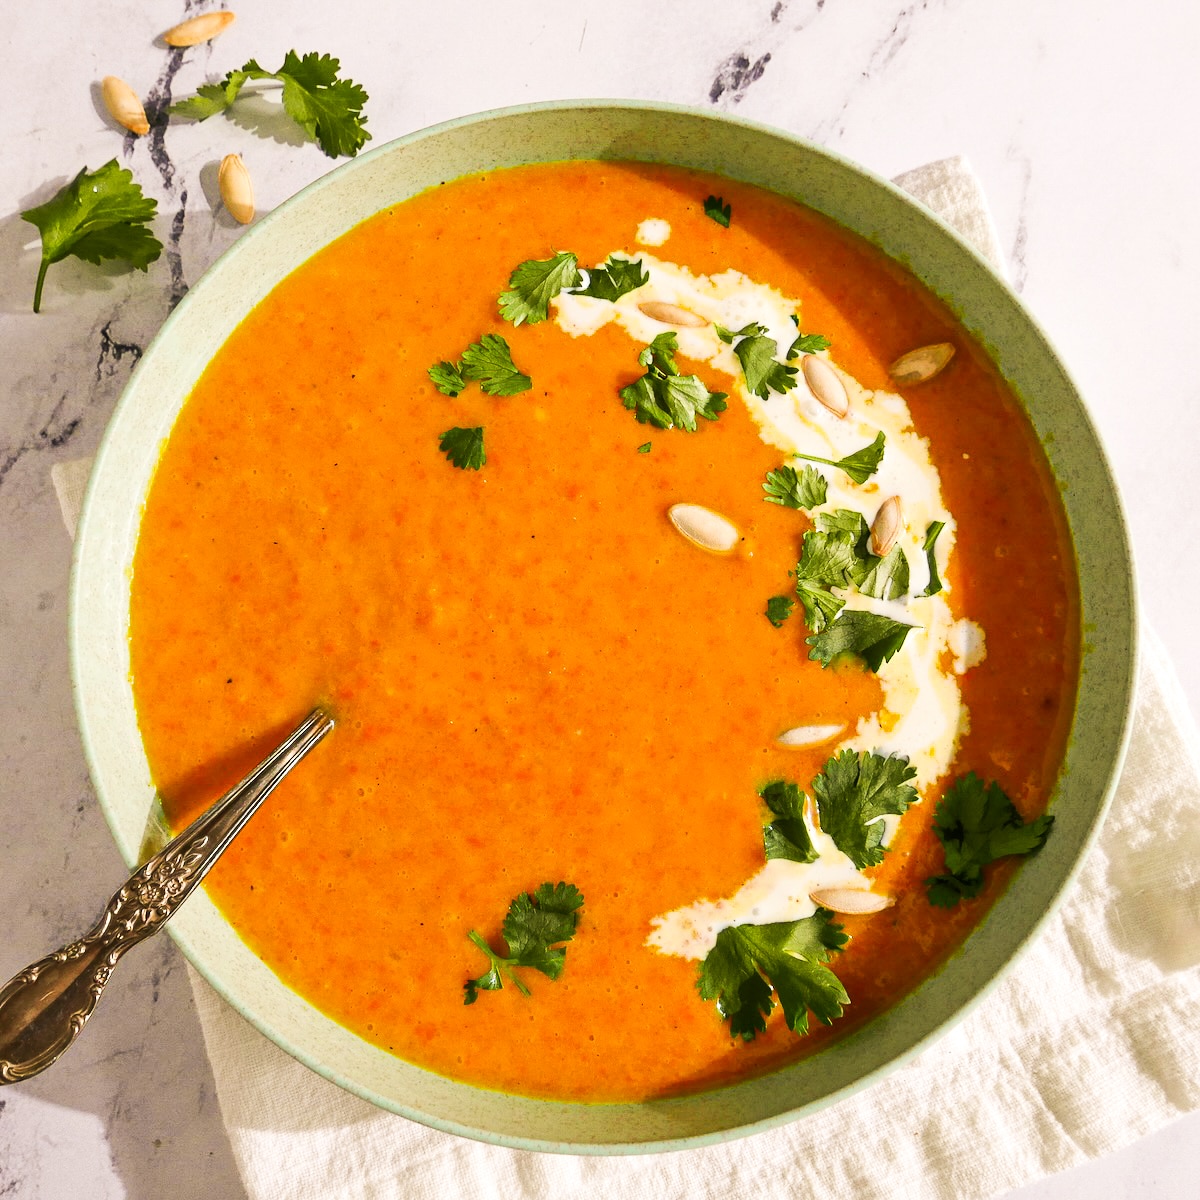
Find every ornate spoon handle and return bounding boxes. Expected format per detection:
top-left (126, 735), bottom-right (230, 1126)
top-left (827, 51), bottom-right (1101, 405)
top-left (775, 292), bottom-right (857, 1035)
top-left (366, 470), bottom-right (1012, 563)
top-left (0, 707), bottom-right (334, 1084)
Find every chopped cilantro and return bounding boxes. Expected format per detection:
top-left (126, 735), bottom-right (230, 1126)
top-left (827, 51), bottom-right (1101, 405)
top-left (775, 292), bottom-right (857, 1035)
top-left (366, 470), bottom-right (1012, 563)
top-left (919, 520), bottom-right (946, 597)
top-left (21, 160), bottom-right (162, 313)
top-left (806, 608), bottom-right (917, 672)
top-left (636, 441), bottom-right (652, 454)
top-left (428, 360), bottom-right (466, 397)
top-left (498, 251), bottom-right (581, 325)
top-left (460, 334), bottom-right (531, 395)
top-left (714, 321), bottom-right (764, 344)
top-left (703, 195), bottom-right (732, 227)
top-left (816, 508), bottom-right (871, 550)
top-left (170, 51), bottom-right (370, 158)
top-left (765, 595), bottom-right (795, 627)
top-left (926, 775), bottom-right (1054, 907)
top-left (696, 912), bottom-right (848, 1040)
top-left (763, 464), bottom-right (828, 510)
top-left (788, 327), bottom-right (833, 359)
top-left (812, 750), bottom-right (918, 869)
top-left (734, 335), bottom-right (798, 398)
top-left (759, 780), bottom-right (817, 863)
top-left (618, 332), bottom-right (728, 431)
top-left (438, 426), bottom-right (486, 470)
top-left (791, 431), bottom-right (886, 485)
top-left (792, 528), bottom-right (859, 631)
top-left (856, 545), bottom-right (910, 601)
top-left (464, 882), bottom-right (584, 1002)
top-left (574, 255), bottom-right (648, 301)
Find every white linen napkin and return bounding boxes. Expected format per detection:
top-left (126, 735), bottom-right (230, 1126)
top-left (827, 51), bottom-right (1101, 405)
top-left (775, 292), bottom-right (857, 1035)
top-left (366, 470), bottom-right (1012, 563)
top-left (55, 158), bottom-right (1200, 1200)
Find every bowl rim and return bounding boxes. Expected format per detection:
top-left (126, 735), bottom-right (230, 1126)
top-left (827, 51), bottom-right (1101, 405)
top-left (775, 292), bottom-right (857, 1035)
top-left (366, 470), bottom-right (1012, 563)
top-left (69, 97), bottom-right (1139, 1153)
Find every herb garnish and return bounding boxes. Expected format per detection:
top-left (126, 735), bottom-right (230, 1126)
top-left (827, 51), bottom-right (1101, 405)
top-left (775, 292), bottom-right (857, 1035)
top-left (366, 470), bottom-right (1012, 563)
top-left (762, 464), bottom-right (828, 511)
top-left (807, 609), bottom-right (916, 672)
top-left (812, 750), bottom-right (918, 868)
top-left (696, 912), bottom-right (848, 1040)
top-left (618, 332), bottom-right (728, 431)
top-left (790, 431), bottom-right (886, 486)
top-left (926, 775), bottom-right (1053, 907)
top-left (919, 520), bottom-right (946, 597)
top-left (787, 319), bottom-right (832, 358)
top-left (428, 335), bottom-right (530, 397)
top-left (636, 442), bottom-right (652, 454)
top-left (464, 882), bottom-right (584, 1003)
top-left (438, 426), bottom-right (486, 470)
top-left (170, 52), bottom-right (370, 158)
top-left (575, 255), bottom-right (649, 302)
top-left (715, 322), bottom-right (797, 398)
top-left (703, 195), bottom-right (732, 227)
top-left (498, 251), bottom-right (581, 325)
top-left (765, 595), bottom-right (795, 627)
top-left (21, 161), bottom-right (162, 313)
top-left (759, 779), bottom-right (817, 863)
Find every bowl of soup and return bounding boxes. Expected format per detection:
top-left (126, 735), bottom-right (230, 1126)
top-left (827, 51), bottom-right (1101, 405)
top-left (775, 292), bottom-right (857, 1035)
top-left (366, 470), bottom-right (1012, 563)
top-left (70, 100), bottom-right (1136, 1151)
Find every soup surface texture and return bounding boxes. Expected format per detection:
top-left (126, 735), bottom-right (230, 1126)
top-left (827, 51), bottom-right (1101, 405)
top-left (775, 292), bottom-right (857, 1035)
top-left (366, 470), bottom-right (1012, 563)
top-left (129, 162), bottom-right (1078, 1102)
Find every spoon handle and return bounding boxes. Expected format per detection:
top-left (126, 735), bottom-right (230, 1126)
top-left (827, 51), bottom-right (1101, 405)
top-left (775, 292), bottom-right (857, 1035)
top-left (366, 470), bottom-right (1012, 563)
top-left (0, 707), bottom-right (334, 1084)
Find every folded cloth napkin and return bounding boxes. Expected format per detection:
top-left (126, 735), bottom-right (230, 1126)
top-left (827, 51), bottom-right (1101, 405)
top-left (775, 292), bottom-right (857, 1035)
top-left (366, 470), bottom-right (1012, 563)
top-left (54, 158), bottom-right (1200, 1200)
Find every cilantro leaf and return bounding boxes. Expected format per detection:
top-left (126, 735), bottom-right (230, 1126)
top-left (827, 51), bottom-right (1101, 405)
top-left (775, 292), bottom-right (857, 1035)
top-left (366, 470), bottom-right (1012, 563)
top-left (636, 442), bottom-right (652, 454)
top-left (464, 882), bottom-right (585, 1002)
top-left (428, 360), bottom-right (466, 396)
top-left (714, 321), bottom-right (766, 345)
top-left (856, 545), bottom-right (910, 601)
top-left (498, 251), bottom-right (581, 325)
top-left (763, 464), bottom-right (828, 511)
top-left (812, 750), bottom-right (918, 869)
top-left (806, 608), bottom-right (917, 671)
top-left (439, 426), bottom-right (486, 470)
top-left (788, 329), bottom-right (832, 359)
top-left (574, 255), bottom-right (648, 301)
top-left (460, 334), bottom-right (531, 396)
top-left (618, 333), bottom-right (727, 431)
top-left (734, 335), bottom-right (798, 398)
top-left (792, 528), bottom-right (859, 632)
top-left (926, 775), bottom-right (1054, 907)
top-left (170, 52), bottom-right (370, 158)
top-left (759, 780), bottom-right (818, 863)
top-left (765, 595), bottom-right (795, 627)
top-left (790, 431), bottom-right (886, 486)
top-left (704, 195), bottom-right (732, 227)
top-left (21, 161), bottom-right (162, 313)
top-left (696, 913), bottom-right (848, 1040)
top-left (919, 520), bottom-right (946, 597)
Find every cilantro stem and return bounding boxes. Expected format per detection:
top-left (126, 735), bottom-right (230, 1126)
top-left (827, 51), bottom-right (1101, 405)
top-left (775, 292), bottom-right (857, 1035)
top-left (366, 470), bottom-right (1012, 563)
top-left (466, 929), bottom-right (532, 996)
top-left (32, 260), bottom-right (48, 314)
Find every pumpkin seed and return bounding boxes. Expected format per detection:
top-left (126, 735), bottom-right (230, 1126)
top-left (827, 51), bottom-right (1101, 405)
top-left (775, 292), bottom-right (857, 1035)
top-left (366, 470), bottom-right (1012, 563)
top-left (870, 496), bottom-right (903, 557)
top-left (801, 355), bottom-right (849, 417)
top-left (101, 76), bottom-right (149, 136)
top-left (638, 300), bottom-right (709, 328)
top-left (667, 503), bottom-right (739, 554)
top-left (888, 342), bottom-right (955, 385)
top-left (809, 887), bottom-right (893, 915)
top-left (218, 154), bottom-right (255, 225)
top-left (163, 11), bottom-right (237, 47)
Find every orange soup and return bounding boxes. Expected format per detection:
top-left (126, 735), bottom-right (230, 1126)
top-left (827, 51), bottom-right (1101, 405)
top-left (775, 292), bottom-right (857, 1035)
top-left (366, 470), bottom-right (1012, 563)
top-left (129, 162), bottom-right (1077, 1101)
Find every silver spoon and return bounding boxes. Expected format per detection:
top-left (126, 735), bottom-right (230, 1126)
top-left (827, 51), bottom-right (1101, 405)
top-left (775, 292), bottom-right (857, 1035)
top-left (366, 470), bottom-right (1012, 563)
top-left (0, 706), bottom-right (334, 1084)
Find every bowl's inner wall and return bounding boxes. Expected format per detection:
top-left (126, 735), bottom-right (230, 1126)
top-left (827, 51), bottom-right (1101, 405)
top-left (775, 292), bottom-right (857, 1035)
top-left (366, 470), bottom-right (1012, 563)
top-left (71, 103), bottom-right (1135, 1152)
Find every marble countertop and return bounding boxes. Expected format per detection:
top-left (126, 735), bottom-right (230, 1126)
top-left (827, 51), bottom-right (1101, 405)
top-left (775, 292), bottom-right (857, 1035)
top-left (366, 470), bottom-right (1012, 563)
top-left (3, 2), bottom-right (1198, 1196)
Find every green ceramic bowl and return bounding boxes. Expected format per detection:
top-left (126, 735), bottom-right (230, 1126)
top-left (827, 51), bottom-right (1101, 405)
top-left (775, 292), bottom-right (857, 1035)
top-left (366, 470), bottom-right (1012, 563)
top-left (70, 100), bottom-right (1136, 1152)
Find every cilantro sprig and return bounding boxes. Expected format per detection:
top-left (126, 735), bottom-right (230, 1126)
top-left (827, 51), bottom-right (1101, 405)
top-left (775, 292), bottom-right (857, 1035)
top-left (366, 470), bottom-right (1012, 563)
top-left (575, 255), bottom-right (649, 302)
top-left (21, 161), bottom-right (162, 313)
top-left (703, 195), bottom-right (732, 227)
top-left (812, 750), bottom-right (918, 868)
top-left (807, 609), bottom-right (917, 671)
top-left (696, 912), bottom-right (848, 1040)
top-left (791, 431), bottom-right (887, 486)
top-left (716, 322), bottom-right (797, 399)
top-left (919, 520), bottom-right (946, 597)
top-left (169, 51), bottom-right (370, 158)
top-left (439, 426), bottom-right (485, 470)
top-left (765, 595), bottom-right (795, 627)
top-left (499, 251), bottom-right (581, 325)
top-left (428, 334), bottom-right (530, 397)
top-left (464, 882), bottom-right (584, 1003)
top-left (618, 332), bottom-right (728, 431)
top-left (759, 780), bottom-right (817, 863)
top-left (763, 464), bottom-right (828, 510)
top-left (926, 775), bottom-right (1054, 907)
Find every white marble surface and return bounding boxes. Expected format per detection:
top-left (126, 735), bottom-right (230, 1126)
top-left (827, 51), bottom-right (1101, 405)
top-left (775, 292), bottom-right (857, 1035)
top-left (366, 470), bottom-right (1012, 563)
top-left (2, 1), bottom-right (1198, 1196)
